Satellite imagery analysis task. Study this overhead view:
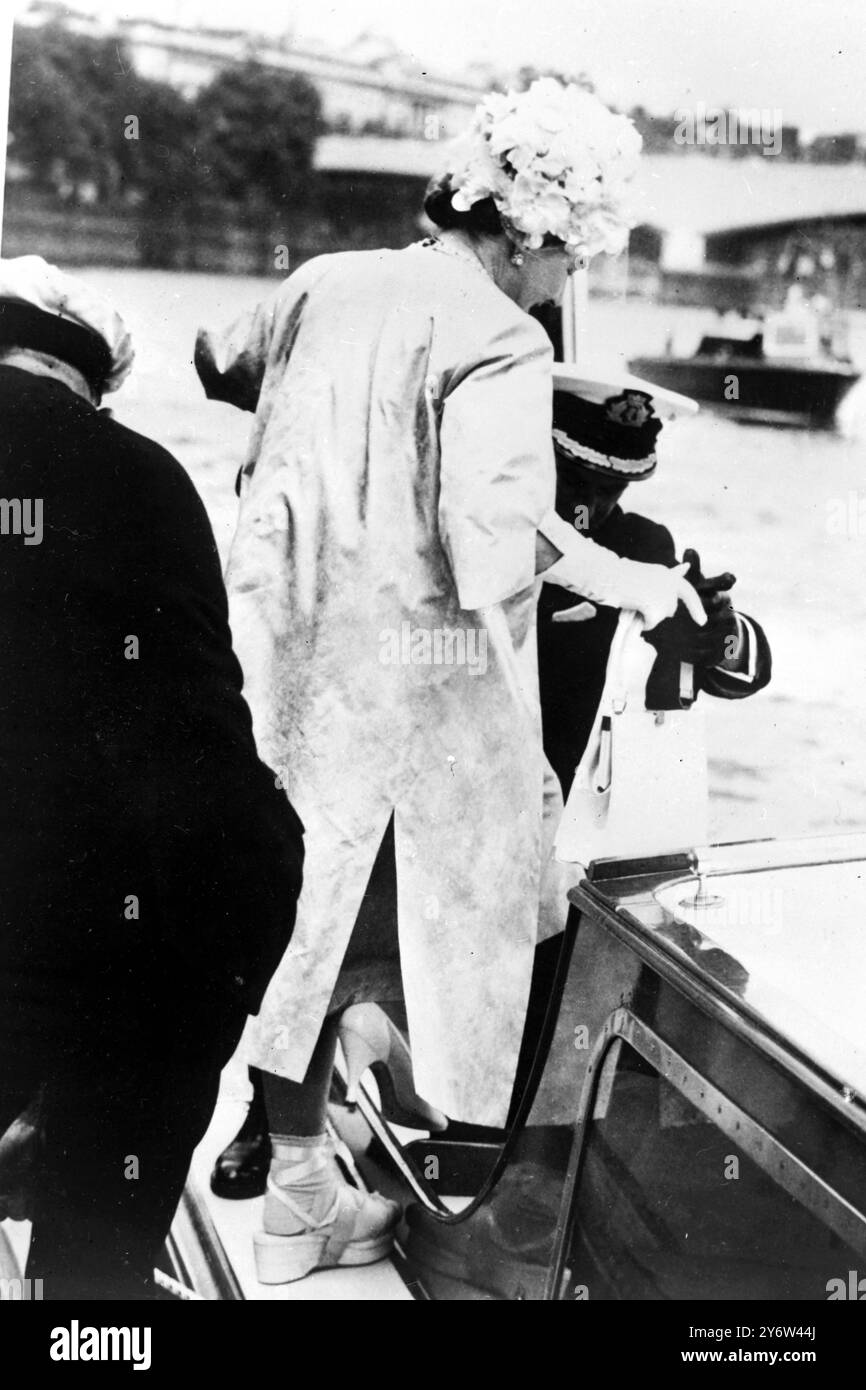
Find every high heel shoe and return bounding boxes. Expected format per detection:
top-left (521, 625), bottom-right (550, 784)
top-left (253, 1133), bottom-right (400, 1283)
top-left (337, 1003), bottom-right (448, 1132)
top-left (210, 1066), bottom-right (271, 1200)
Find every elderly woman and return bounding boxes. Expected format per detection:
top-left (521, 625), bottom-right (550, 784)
top-left (196, 78), bottom-right (704, 1284)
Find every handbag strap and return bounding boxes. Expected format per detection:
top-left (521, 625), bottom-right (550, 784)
top-left (574, 611), bottom-right (644, 793)
top-left (606, 610), bottom-right (646, 714)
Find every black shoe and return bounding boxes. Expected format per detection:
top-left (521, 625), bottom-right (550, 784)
top-left (210, 1068), bottom-right (271, 1200)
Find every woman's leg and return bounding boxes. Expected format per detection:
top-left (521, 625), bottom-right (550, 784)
top-left (211, 813), bottom-right (401, 1194)
top-left (262, 1015), bottom-right (340, 1138)
top-left (210, 1021), bottom-right (340, 1197)
top-left (255, 1014), bottom-right (399, 1283)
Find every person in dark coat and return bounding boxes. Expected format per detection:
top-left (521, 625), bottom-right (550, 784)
top-left (520, 365), bottom-right (771, 1104)
top-left (0, 256), bottom-right (304, 1299)
top-left (455, 367), bottom-right (772, 1132)
top-left (538, 366), bottom-right (771, 798)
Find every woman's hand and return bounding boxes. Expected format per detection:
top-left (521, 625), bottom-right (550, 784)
top-left (537, 512), bottom-right (707, 628)
top-left (622, 561), bottom-right (708, 629)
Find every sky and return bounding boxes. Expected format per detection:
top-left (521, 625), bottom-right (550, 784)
top-left (16, 0), bottom-right (866, 134)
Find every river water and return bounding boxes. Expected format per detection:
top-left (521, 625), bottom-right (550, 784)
top-left (85, 267), bottom-right (866, 848)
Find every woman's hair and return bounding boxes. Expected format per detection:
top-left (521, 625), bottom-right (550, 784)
top-left (423, 176), bottom-right (504, 238)
top-left (423, 175), bottom-right (572, 253)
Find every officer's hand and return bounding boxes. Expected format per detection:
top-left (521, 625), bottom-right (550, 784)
top-left (682, 548), bottom-right (737, 617)
top-left (643, 600), bottom-right (738, 667)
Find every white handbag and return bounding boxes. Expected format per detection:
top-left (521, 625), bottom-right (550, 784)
top-left (554, 610), bottom-right (708, 866)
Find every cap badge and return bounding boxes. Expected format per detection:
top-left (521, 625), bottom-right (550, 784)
top-left (604, 390), bottom-right (654, 428)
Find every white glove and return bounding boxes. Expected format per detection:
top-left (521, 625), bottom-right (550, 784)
top-left (552, 600), bottom-right (597, 624)
top-left (538, 509), bottom-right (706, 630)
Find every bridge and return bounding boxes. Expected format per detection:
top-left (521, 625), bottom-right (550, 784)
top-left (315, 138), bottom-right (866, 281)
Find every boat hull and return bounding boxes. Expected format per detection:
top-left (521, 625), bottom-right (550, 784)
top-left (628, 354), bottom-right (860, 428)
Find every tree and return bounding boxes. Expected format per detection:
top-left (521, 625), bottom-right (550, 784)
top-left (114, 75), bottom-right (205, 210)
top-left (9, 22), bottom-right (207, 206)
top-left (196, 60), bottom-right (323, 209)
top-left (513, 65), bottom-right (596, 94)
top-left (8, 23), bottom-right (124, 197)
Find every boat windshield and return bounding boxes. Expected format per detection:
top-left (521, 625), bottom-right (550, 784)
top-left (762, 310), bottom-right (821, 360)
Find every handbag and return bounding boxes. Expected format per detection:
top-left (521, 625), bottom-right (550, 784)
top-left (554, 610), bottom-right (708, 866)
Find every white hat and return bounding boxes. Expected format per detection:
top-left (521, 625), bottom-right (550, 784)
top-left (0, 255), bottom-right (134, 392)
top-left (552, 363), bottom-right (699, 421)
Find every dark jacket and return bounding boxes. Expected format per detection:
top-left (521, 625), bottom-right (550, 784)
top-left (538, 503), bottom-right (771, 797)
top-left (0, 367), bottom-right (303, 1031)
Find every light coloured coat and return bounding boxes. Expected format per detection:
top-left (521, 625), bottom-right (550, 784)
top-left (196, 244), bottom-right (565, 1125)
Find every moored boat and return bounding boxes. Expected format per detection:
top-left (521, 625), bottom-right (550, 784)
top-left (630, 297), bottom-right (860, 429)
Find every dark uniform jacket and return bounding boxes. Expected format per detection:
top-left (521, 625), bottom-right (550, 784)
top-left (538, 503), bottom-right (771, 797)
top-left (0, 367), bottom-right (304, 1047)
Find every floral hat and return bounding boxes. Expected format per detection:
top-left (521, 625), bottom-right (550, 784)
top-left (441, 77), bottom-right (642, 258)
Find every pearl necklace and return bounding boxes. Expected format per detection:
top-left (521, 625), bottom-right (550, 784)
top-left (418, 234), bottom-right (491, 283)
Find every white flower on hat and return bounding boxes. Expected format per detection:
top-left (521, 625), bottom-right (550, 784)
top-left (441, 77), bottom-right (642, 256)
top-left (0, 255), bottom-right (134, 392)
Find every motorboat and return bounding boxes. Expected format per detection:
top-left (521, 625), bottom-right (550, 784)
top-left (629, 300), bottom-right (860, 429)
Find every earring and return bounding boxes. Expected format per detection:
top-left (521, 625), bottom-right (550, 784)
top-left (510, 250), bottom-right (525, 267)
